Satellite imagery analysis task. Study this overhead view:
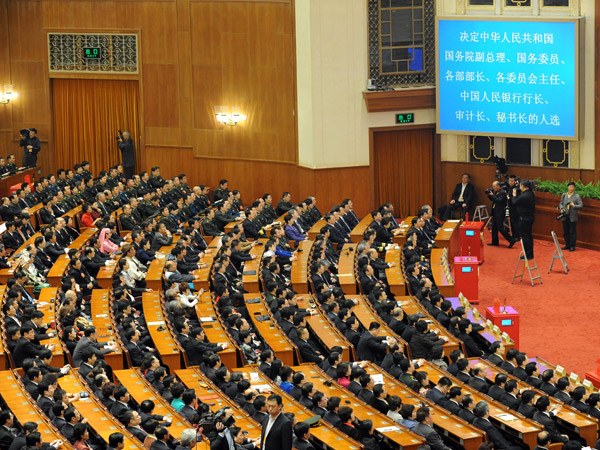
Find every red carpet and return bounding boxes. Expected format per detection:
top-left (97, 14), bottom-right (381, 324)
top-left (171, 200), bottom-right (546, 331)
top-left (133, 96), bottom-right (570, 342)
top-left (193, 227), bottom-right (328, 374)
top-left (476, 229), bottom-right (600, 378)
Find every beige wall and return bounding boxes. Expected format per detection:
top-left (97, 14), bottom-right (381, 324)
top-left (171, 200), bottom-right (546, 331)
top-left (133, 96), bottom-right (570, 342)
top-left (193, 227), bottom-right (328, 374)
top-left (296, 0), bottom-right (595, 170)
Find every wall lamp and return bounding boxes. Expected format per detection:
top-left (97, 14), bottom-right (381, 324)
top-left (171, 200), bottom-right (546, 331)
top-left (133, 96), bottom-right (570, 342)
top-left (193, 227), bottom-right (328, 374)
top-left (0, 85), bottom-right (18, 104)
top-left (214, 106), bottom-right (246, 126)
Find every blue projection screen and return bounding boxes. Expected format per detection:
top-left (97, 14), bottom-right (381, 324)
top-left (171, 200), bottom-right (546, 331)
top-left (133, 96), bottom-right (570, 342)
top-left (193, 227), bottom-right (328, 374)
top-left (436, 17), bottom-right (580, 140)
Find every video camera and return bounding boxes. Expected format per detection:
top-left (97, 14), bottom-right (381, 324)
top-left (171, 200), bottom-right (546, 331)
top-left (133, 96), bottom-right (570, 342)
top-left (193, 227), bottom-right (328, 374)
top-left (198, 406), bottom-right (229, 434)
top-left (20, 128), bottom-right (31, 137)
top-left (116, 129), bottom-right (124, 141)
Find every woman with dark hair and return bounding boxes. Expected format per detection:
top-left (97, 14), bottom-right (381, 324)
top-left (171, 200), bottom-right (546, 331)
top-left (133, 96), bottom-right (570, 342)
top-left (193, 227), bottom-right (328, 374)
top-left (279, 366), bottom-right (293, 393)
top-left (336, 362), bottom-right (351, 388)
top-left (61, 326), bottom-right (79, 355)
top-left (357, 420), bottom-right (380, 450)
top-left (73, 422), bottom-right (92, 450)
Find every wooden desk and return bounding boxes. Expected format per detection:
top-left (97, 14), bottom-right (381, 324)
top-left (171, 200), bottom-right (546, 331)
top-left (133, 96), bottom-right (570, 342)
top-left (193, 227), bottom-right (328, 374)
top-left (337, 243), bottom-right (358, 295)
top-left (224, 219), bottom-right (243, 234)
top-left (47, 228), bottom-right (98, 286)
top-left (345, 294), bottom-right (409, 356)
top-left (175, 367), bottom-right (262, 439)
top-left (397, 296), bottom-right (461, 358)
top-left (0, 370), bottom-right (72, 448)
top-left (364, 363), bottom-right (484, 450)
top-left (446, 296), bottom-right (514, 352)
top-left (0, 286), bottom-right (7, 367)
top-left (0, 167), bottom-right (37, 198)
top-left (236, 366), bottom-right (365, 450)
top-left (471, 358), bottom-right (598, 446)
top-left (114, 368), bottom-right (191, 435)
top-left (244, 293), bottom-right (296, 366)
top-left (393, 216), bottom-right (414, 246)
top-left (90, 289), bottom-right (124, 370)
top-left (241, 240), bottom-right (266, 293)
top-left (192, 237), bottom-right (222, 291)
top-left (430, 264), bottom-right (455, 298)
top-left (142, 291), bottom-right (183, 370)
top-left (195, 291), bottom-right (238, 368)
top-left (292, 363), bottom-right (426, 450)
top-left (307, 219), bottom-right (326, 241)
top-left (29, 203), bottom-right (43, 230)
top-left (290, 240), bottom-right (313, 294)
top-left (350, 214), bottom-right (373, 243)
top-left (297, 296), bottom-right (352, 361)
top-left (145, 252), bottom-right (171, 291)
top-left (435, 220), bottom-right (461, 262)
top-left (384, 247), bottom-right (405, 296)
top-left (0, 232), bottom-right (42, 283)
top-left (37, 287), bottom-right (64, 367)
top-left (58, 371), bottom-right (144, 449)
top-left (418, 361), bottom-right (540, 448)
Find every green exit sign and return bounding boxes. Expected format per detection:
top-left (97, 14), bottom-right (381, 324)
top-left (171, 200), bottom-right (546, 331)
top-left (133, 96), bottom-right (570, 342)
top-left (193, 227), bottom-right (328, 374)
top-left (83, 47), bottom-right (101, 59)
top-left (395, 113), bottom-right (415, 124)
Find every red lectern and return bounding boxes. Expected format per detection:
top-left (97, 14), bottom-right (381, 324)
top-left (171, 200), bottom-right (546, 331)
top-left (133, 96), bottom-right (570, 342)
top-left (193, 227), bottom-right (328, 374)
top-left (585, 361), bottom-right (600, 389)
top-left (459, 221), bottom-right (485, 263)
top-left (485, 306), bottom-right (520, 349)
top-left (454, 256), bottom-right (479, 304)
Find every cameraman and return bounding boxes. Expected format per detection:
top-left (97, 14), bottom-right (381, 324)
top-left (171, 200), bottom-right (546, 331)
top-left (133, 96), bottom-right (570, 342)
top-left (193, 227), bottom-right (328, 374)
top-left (19, 128), bottom-right (41, 168)
top-left (511, 180), bottom-right (535, 260)
top-left (486, 182), bottom-right (515, 248)
top-left (117, 131), bottom-right (136, 179)
top-left (506, 175), bottom-right (520, 240)
top-left (558, 182), bottom-right (582, 252)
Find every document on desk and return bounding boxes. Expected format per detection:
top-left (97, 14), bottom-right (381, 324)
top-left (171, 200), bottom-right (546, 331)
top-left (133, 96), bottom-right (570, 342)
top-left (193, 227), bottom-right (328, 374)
top-left (375, 426), bottom-right (400, 432)
top-left (372, 374), bottom-right (384, 385)
top-left (496, 413), bottom-right (518, 421)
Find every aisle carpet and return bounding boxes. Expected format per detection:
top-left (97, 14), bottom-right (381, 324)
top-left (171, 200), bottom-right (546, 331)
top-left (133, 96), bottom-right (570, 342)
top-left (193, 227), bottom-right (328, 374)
top-left (474, 229), bottom-right (600, 378)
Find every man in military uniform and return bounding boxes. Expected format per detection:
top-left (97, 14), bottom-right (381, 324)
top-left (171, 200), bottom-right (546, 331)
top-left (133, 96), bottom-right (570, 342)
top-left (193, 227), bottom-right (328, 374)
top-left (56, 169), bottom-right (68, 188)
top-left (138, 171), bottom-right (151, 194)
top-left (106, 166), bottom-right (119, 190)
top-left (261, 193), bottom-right (278, 222)
top-left (179, 174), bottom-right (192, 197)
top-left (275, 192), bottom-right (294, 216)
top-left (0, 157), bottom-right (7, 177)
top-left (62, 185), bottom-right (79, 210)
top-left (213, 179), bottom-right (229, 204)
top-left (82, 177), bottom-right (98, 203)
top-left (149, 166), bottom-right (166, 189)
top-left (159, 205), bottom-right (181, 234)
top-left (118, 204), bottom-right (137, 231)
top-left (5, 154), bottom-right (18, 175)
top-left (193, 185), bottom-right (211, 212)
top-left (129, 198), bottom-right (143, 225)
top-left (30, 182), bottom-right (46, 204)
top-left (138, 192), bottom-right (159, 220)
top-left (214, 201), bottom-right (238, 232)
top-left (81, 161), bottom-right (92, 179)
top-left (202, 208), bottom-right (222, 236)
top-left (243, 206), bottom-right (265, 240)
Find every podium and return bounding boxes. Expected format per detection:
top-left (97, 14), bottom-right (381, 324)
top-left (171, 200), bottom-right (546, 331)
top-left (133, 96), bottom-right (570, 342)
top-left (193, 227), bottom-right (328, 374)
top-left (459, 221), bottom-right (485, 263)
top-left (454, 256), bottom-right (479, 303)
top-left (485, 306), bottom-right (520, 349)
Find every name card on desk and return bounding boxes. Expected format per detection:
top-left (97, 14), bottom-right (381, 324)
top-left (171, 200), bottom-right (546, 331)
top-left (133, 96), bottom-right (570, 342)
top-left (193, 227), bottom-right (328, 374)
top-left (200, 317), bottom-right (215, 322)
top-left (372, 374), bottom-right (384, 385)
top-left (583, 380), bottom-right (593, 389)
top-left (555, 365), bottom-right (566, 375)
top-left (249, 372), bottom-right (260, 381)
top-left (147, 321), bottom-right (165, 326)
top-left (375, 426), bottom-right (400, 432)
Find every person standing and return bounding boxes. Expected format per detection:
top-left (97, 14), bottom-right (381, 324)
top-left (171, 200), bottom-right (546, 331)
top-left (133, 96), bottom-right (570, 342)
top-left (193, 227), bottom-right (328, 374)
top-left (506, 175), bottom-right (521, 240)
top-left (117, 131), bottom-right (136, 179)
top-left (20, 128), bottom-right (41, 167)
top-left (558, 182), bottom-right (582, 252)
top-left (487, 181), bottom-right (515, 248)
top-left (511, 180), bottom-right (535, 260)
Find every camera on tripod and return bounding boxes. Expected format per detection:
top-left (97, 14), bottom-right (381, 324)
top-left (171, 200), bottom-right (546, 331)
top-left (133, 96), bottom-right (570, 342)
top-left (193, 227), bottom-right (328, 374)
top-left (115, 129), bottom-right (124, 141)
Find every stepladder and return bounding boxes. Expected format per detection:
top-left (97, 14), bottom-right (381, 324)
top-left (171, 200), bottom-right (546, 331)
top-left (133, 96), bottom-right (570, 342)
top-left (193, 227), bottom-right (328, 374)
top-left (512, 239), bottom-right (543, 287)
top-left (548, 230), bottom-right (569, 274)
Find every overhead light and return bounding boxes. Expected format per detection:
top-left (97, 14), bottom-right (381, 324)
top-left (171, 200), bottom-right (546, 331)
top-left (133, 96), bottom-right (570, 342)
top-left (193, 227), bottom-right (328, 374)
top-left (214, 106), bottom-right (246, 126)
top-left (0, 85), bottom-right (18, 104)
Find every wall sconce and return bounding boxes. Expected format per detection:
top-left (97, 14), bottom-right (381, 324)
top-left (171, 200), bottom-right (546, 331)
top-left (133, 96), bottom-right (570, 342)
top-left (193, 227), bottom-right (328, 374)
top-left (0, 85), bottom-right (18, 104)
top-left (214, 106), bottom-right (246, 126)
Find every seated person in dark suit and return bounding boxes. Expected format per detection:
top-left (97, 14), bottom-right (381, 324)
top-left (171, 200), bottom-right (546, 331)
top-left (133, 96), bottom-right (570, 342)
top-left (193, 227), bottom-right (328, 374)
top-left (294, 327), bottom-right (324, 363)
top-left (472, 401), bottom-right (522, 450)
top-left (413, 406), bottom-right (450, 450)
top-left (356, 322), bottom-right (395, 363)
top-left (517, 390), bottom-right (537, 419)
top-left (293, 422), bottom-right (315, 450)
top-left (532, 396), bottom-right (568, 443)
top-left (440, 173), bottom-right (474, 220)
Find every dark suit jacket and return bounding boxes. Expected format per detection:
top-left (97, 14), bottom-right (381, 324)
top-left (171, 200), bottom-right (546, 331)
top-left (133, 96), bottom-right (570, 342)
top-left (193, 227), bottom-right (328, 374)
top-left (413, 422), bottom-right (449, 450)
top-left (517, 403), bottom-right (536, 419)
top-left (456, 371), bottom-right (471, 384)
top-left (0, 426), bottom-right (16, 450)
top-left (488, 353), bottom-right (503, 366)
top-left (472, 417), bottom-right (516, 450)
top-left (451, 182), bottom-right (475, 209)
top-left (358, 389), bottom-right (374, 405)
top-left (532, 411), bottom-right (566, 443)
top-left (468, 376), bottom-right (489, 394)
top-left (296, 339), bottom-right (322, 363)
top-left (260, 413), bottom-right (293, 450)
top-left (356, 331), bottom-right (387, 362)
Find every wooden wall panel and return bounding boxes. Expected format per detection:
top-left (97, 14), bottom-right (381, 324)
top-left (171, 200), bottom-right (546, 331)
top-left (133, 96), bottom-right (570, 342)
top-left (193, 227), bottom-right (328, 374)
top-left (145, 145), bottom-right (371, 218)
top-left (142, 64), bottom-right (179, 128)
top-left (189, 0), bottom-right (296, 163)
